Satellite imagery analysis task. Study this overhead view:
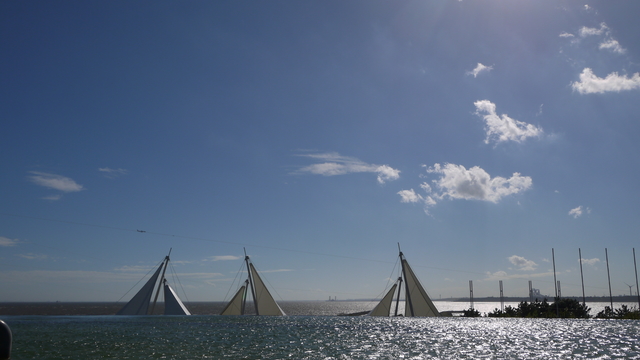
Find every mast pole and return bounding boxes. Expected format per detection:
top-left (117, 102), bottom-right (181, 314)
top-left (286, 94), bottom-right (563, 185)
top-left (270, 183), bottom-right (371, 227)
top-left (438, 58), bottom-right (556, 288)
top-left (634, 248), bottom-right (640, 309)
top-left (552, 248), bottom-right (558, 317)
top-left (579, 248), bottom-right (586, 306)
top-left (606, 248), bottom-right (613, 310)
top-left (241, 279), bottom-right (249, 315)
top-left (150, 248), bottom-right (171, 315)
top-left (394, 276), bottom-right (402, 316)
top-left (399, 244), bottom-right (414, 316)
top-left (244, 248), bottom-right (259, 315)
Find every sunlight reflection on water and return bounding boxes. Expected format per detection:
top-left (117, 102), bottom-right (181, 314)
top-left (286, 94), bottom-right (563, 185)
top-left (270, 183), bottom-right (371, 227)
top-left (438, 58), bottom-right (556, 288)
top-left (7, 315), bottom-right (640, 359)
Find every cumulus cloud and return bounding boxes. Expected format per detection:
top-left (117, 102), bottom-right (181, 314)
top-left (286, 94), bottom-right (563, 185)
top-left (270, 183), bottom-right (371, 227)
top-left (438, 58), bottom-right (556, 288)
top-left (28, 171), bottom-right (84, 193)
top-left (99, 167), bottom-right (128, 178)
top-left (467, 63), bottom-right (493, 78)
top-left (559, 32), bottom-right (575, 38)
top-left (397, 163), bottom-right (532, 210)
top-left (508, 255), bottom-right (537, 271)
top-left (599, 39), bottom-right (626, 54)
top-left (0, 236), bottom-right (19, 247)
top-left (579, 23), bottom-right (608, 37)
top-left (474, 100), bottom-right (543, 144)
top-left (572, 68), bottom-right (640, 94)
top-left (397, 189), bottom-right (423, 203)
top-left (295, 152), bottom-right (400, 184)
top-left (427, 163), bottom-right (532, 203)
top-left (581, 258), bottom-right (600, 266)
top-left (569, 206), bottom-right (590, 218)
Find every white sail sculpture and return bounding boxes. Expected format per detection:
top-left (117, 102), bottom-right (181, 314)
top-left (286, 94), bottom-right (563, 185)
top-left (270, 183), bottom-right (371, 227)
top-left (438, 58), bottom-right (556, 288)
top-left (220, 250), bottom-right (285, 316)
top-left (116, 249), bottom-right (191, 316)
top-left (220, 280), bottom-right (248, 316)
top-left (163, 279), bottom-right (191, 315)
top-left (369, 246), bottom-right (440, 317)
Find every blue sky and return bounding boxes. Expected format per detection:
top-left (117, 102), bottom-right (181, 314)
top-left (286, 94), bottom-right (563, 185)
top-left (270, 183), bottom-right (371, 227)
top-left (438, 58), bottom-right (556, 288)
top-left (2, 1), bottom-right (640, 303)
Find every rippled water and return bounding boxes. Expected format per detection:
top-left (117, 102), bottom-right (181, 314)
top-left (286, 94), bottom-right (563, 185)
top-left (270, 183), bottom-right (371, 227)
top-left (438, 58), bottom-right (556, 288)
top-left (6, 315), bottom-right (640, 359)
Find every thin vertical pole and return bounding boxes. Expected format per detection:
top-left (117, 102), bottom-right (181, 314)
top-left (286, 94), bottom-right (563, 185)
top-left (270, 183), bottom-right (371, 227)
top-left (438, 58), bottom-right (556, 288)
top-left (579, 248), bottom-right (586, 306)
top-left (151, 248), bottom-right (171, 315)
top-left (469, 280), bottom-right (474, 310)
top-left (606, 248), bottom-right (613, 310)
top-left (634, 248), bottom-right (640, 309)
top-left (394, 276), bottom-right (402, 317)
top-left (552, 248), bottom-right (558, 317)
top-left (244, 248), bottom-right (258, 315)
top-left (240, 279), bottom-right (249, 315)
top-left (557, 281), bottom-right (562, 298)
top-left (499, 280), bottom-right (504, 312)
top-left (400, 251), bottom-right (414, 316)
top-left (552, 248), bottom-right (558, 298)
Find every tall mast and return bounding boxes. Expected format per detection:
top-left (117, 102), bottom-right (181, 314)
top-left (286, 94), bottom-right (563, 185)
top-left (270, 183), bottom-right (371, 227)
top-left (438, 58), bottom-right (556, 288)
top-left (393, 276), bottom-right (402, 317)
top-left (244, 248), bottom-right (259, 315)
top-left (150, 248), bottom-right (171, 315)
top-left (606, 248), bottom-right (613, 310)
top-left (579, 248), bottom-right (586, 306)
top-left (634, 248), bottom-right (640, 309)
top-left (241, 279), bottom-right (249, 315)
top-left (399, 243), bottom-right (415, 316)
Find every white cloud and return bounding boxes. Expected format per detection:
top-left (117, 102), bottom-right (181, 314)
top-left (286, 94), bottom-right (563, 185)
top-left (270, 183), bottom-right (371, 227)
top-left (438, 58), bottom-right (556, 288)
top-left (474, 100), bottom-right (543, 144)
top-left (599, 39), bottom-right (626, 54)
top-left (0, 236), bottom-right (19, 247)
top-left (508, 255), bottom-right (537, 271)
top-left (295, 152), bottom-right (400, 184)
top-left (467, 63), bottom-right (493, 78)
top-left (28, 171), bottom-right (84, 193)
top-left (579, 23), bottom-right (608, 37)
top-left (559, 32), bottom-right (575, 38)
top-left (410, 163), bottom-right (532, 205)
top-left (569, 206), bottom-right (590, 218)
top-left (484, 270), bottom-right (552, 281)
top-left (206, 255), bottom-right (241, 262)
top-left (581, 258), bottom-right (600, 266)
top-left (99, 167), bottom-right (128, 178)
top-left (375, 165), bottom-right (401, 184)
top-left (397, 189), bottom-right (423, 203)
top-left (572, 68), bottom-right (640, 94)
top-left (428, 163), bottom-right (532, 203)
top-left (569, 206), bottom-right (583, 218)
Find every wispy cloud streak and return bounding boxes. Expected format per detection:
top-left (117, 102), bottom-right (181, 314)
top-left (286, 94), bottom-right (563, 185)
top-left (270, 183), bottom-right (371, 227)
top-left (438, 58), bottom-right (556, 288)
top-left (295, 152), bottom-right (400, 184)
top-left (28, 171), bottom-right (84, 192)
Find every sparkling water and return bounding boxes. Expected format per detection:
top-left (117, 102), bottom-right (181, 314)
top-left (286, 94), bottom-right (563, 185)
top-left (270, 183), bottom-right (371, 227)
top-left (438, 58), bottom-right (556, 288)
top-left (3, 301), bottom-right (639, 359)
top-left (6, 314), bottom-right (640, 359)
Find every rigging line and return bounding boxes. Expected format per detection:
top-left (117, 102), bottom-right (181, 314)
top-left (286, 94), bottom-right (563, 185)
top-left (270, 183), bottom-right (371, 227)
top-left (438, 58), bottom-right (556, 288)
top-left (374, 256), bottom-right (401, 301)
top-left (168, 262), bottom-right (190, 305)
top-left (221, 260), bottom-right (246, 304)
top-left (252, 262), bottom-right (285, 303)
top-left (115, 258), bottom-right (164, 303)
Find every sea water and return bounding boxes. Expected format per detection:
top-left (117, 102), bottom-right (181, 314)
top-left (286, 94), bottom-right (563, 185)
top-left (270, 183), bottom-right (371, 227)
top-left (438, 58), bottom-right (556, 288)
top-left (5, 315), bottom-right (640, 359)
top-left (3, 301), bottom-right (640, 359)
